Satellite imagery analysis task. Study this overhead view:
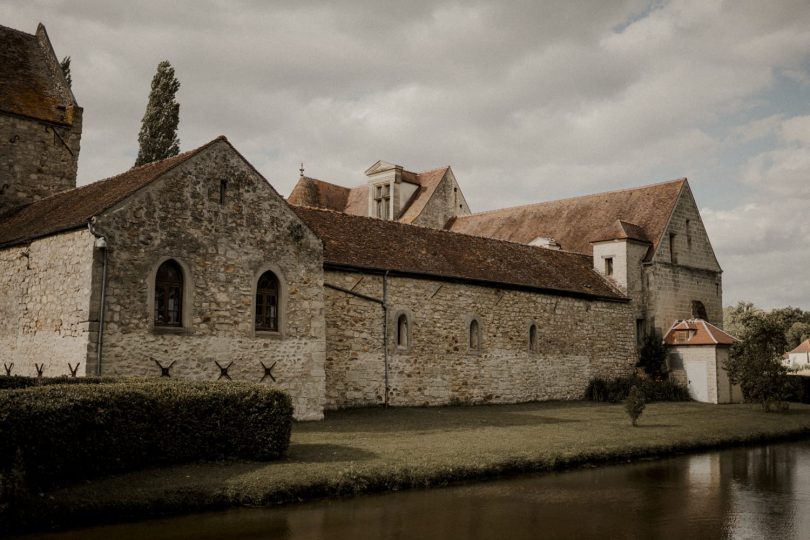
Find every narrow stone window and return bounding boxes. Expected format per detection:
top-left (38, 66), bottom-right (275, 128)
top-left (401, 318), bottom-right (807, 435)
top-left (219, 180), bottom-right (227, 204)
top-left (529, 324), bottom-right (539, 354)
top-left (155, 260), bottom-right (183, 327)
top-left (397, 313), bottom-right (408, 348)
top-left (669, 233), bottom-right (677, 264)
top-left (636, 319), bottom-right (645, 347)
top-left (256, 271), bottom-right (280, 332)
top-left (469, 319), bottom-right (481, 351)
top-left (374, 183), bottom-right (390, 220)
top-left (604, 257), bottom-right (614, 277)
top-left (685, 219), bottom-right (692, 250)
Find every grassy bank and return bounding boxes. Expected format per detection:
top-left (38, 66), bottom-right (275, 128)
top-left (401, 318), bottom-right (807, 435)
top-left (12, 401), bottom-right (810, 533)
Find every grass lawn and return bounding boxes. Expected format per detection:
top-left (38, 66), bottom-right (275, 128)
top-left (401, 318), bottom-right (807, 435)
top-left (16, 401), bottom-right (810, 531)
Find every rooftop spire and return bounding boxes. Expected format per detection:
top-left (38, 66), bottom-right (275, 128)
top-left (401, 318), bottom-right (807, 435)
top-left (299, 162), bottom-right (304, 178)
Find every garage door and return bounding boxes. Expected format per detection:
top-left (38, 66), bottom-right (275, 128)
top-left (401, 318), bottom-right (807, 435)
top-left (683, 359), bottom-right (709, 403)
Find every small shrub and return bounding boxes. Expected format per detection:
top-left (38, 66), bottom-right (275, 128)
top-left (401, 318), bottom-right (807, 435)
top-left (625, 386), bottom-right (645, 426)
top-left (0, 380), bottom-right (293, 489)
top-left (637, 332), bottom-right (669, 379)
top-left (584, 376), bottom-right (690, 403)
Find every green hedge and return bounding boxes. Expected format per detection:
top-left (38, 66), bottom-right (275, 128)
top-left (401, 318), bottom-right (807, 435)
top-left (584, 376), bottom-right (691, 403)
top-left (0, 380), bottom-right (293, 489)
top-left (0, 376), bottom-right (123, 391)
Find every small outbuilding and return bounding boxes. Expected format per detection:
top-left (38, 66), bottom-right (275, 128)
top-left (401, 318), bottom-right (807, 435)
top-left (663, 319), bottom-right (742, 404)
top-left (785, 339), bottom-right (810, 369)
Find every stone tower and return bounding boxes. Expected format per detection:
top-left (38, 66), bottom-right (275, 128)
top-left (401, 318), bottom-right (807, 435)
top-left (0, 23), bottom-right (82, 215)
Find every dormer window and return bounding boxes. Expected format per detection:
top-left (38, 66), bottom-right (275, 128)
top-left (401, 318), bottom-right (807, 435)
top-left (374, 183), bottom-right (391, 219)
top-left (604, 257), bottom-right (614, 277)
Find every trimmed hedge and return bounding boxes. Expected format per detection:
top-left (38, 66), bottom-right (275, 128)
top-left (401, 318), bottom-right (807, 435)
top-left (584, 376), bottom-right (691, 403)
top-left (0, 375), bottom-right (123, 391)
top-left (0, 380), bottom-right (293, 489)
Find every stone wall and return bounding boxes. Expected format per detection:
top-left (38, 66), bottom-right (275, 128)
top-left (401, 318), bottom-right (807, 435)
top-left (93, 141), bottom-right (326, 420)
top-left (0, 229), bottom-right (95, 377)
top-left (412, 169), bottom-right (471, 229)
top-left (647, 184), bottom-right (723, 334)
top-left (323, 270), bottom-right (636, 409)
top-left (0, 112), bottom-right (82, 214)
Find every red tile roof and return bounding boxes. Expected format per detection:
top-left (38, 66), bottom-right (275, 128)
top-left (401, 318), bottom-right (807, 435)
top-left (287, 177), bottom-right (350, 211)
top-left (663, 319), bottom-right (738, 347)
top-left (449, 179), bottom-right (686, 259)
top-left (789, 339), bottom-right (810, 354)
top-left (0, 137), bottom-right (225, 247)
top-left (398, 167), bottom-right (449, 223)
top-left (0, 23), bottom-right (77, 125)
top-left (293, 206), bottom-right (627, 301)
top-left (590, 220), bottom-right (651, 244)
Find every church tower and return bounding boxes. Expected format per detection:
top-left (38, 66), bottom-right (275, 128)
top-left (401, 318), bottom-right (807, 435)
top-left (0, 23), bottom-right (82, 215)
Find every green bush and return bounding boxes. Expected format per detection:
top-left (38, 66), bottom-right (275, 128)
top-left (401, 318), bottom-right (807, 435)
top-left (624, 386), bottom-right (646, 426)
top-left (0, 380), bottom-right (292, 489)
top-left (0, 375), bottom-right (123, 391)
top-left (584, 375), bottom-right (690, 403)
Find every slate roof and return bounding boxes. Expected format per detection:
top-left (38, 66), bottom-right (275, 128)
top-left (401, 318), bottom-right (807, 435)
top-left (0, 23), bottom-right (77, 125)
top-left (288, 166), bottom-right (450, 222)
top-left (0, 138), bottom-right (225, 248)
top-left (293, 206), bottom-right (627, 301)
top-left (663, 319), bottom-right (738, 347)
top-left (448, 179), bottom-right (686, 259)
top-left (789, 339), bottom-right (810, 355)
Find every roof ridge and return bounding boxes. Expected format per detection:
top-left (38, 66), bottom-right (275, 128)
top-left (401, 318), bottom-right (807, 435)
top-left (0, 23), bottom-right (36, 38)
top-left (456, 178), bottom-right (687, 219)
top-left (417, 165), bottom-right (450, 175)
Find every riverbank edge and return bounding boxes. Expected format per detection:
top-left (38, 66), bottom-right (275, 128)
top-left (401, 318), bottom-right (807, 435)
top-left (8, 422), bottom-right (810, 536)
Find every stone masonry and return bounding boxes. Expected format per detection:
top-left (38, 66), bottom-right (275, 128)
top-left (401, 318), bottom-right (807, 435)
top-left (90, 141), bottom-right (327, 420)
top-left (0, 229), bottom-right (95, 377)
top-left (324, 270), bottom-right (636, 409)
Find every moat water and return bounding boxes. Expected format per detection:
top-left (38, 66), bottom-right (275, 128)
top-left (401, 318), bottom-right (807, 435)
top-left (22, 440), bottom-right (810, 539)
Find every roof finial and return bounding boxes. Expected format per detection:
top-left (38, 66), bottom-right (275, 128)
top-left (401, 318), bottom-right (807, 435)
top-left (299, 162), bottom-right (305, 178)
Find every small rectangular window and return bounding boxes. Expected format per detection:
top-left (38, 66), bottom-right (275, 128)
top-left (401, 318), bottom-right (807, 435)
top-left (636, 319), bottom-right (644, 347)
top-left (686, 219), bottom-right (692, 250)
top-left (373, 183), bottom-right (391, 219)
top-left (219, 180), bottom-right (227, 204)
top-left (604, 257), bottom-right (613, 277)
top-left (669, 233), bottom-right (677, 264)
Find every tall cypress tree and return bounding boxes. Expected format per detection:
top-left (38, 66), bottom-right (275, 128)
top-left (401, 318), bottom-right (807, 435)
top-left (135, 60), bottom-right (180, 167)
top-left (60, 56), bottom-right (72, 88)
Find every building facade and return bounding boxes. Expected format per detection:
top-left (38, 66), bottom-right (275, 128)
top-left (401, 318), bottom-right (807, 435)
top-left (0, 22), bottom-right (724, 420)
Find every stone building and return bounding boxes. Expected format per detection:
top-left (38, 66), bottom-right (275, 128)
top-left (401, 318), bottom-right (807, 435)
top-left (0, 22), bottom-right (724, 419)
top-left (0, 23), bottom-right (82, 215)
top-left (292, 168), bottom-right (724, 340)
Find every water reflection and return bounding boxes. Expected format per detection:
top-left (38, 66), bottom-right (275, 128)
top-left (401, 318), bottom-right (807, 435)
top-left (20, 441), bottom-right (810, 540)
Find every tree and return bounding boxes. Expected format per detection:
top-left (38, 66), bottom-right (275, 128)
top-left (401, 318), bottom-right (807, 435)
top-left (726, 315), bottom-right (791, 412)
top-left (787, 322), bottom-right (810, 350)
top-left (135, 60), bottom-right (180, 167)
top-left (637, 331), bottom-right (669, 380)
top-left (60, 56), bottom-right (71, 88)
top-left (625, 386), bottom-right (645, 426)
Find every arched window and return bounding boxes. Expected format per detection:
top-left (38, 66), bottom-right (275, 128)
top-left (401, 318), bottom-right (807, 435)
top-left (529, 324), bottom-right (539, 353)
top-left (256, 271), bottom-right (280, 331)
top-left (397, 313), bottom-right (409, 348)
top-left (155, 260), bottom-right (183, 327)
top-left (469, 319), bottom-right (480, 351)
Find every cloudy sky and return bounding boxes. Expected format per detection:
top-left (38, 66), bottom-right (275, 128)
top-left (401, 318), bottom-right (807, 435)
top-left (3, 0), bottom-right (810, 309)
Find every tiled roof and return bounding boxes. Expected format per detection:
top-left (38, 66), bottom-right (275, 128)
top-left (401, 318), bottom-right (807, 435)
top-left (0, 23), bottom-right (77, 125)
top-left (287, 166), bottom-right (450, 223)
top-left (789, 339), bottom-right (810, 354)
top-left (449, 179), bottom-right (686, 259)
top-left (590, 220), bottom-right (651, 244)
top-left (398, 167), bottom-right (449, 223)
top-left (0, 138), bottom-right (224, 247)
top-left (663, 319), bottom-right (738, 346)
top-left (287, 177), bottom-right (350, 211)
top-left (293, 206), bottom-right (627, 301)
